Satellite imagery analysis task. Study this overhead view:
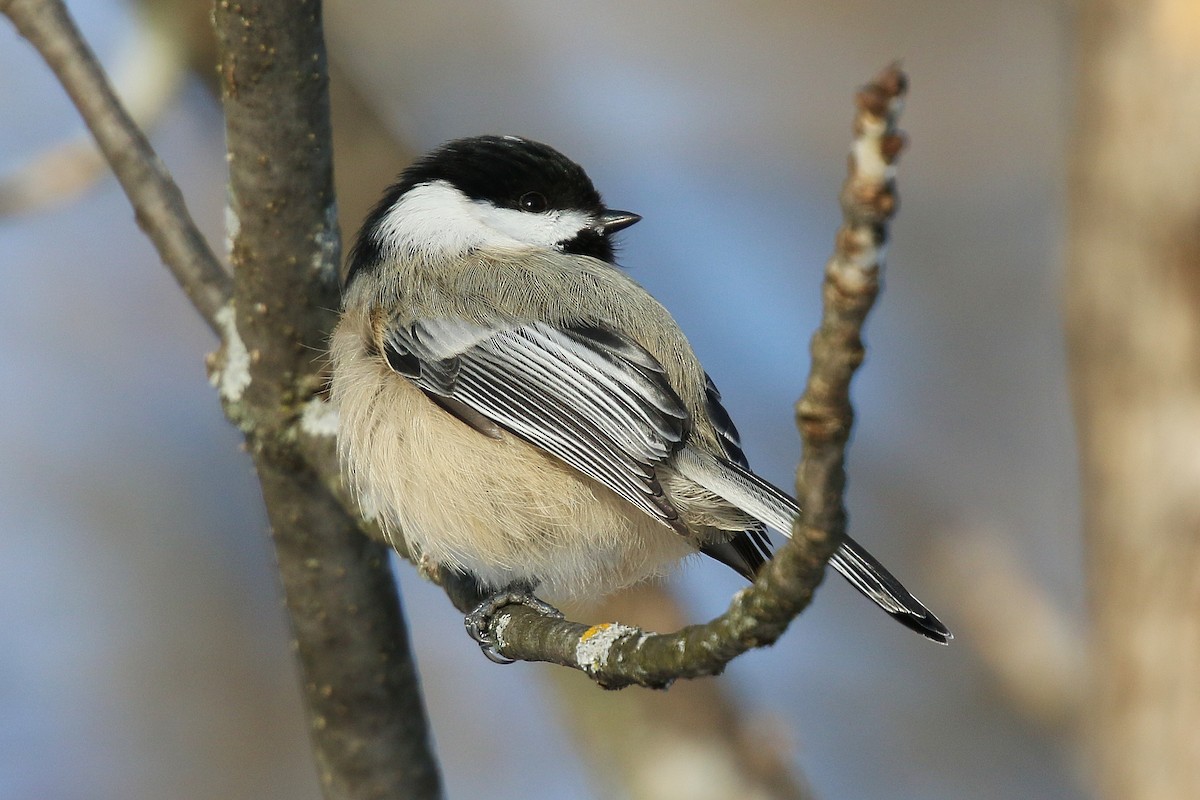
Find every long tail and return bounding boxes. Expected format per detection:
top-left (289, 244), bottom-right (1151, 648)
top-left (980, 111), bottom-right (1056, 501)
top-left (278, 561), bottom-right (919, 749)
top-left (674, 448), bottom-right (952, 644)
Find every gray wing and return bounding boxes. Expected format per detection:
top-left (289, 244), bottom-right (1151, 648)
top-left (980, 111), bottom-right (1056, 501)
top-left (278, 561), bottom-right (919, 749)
top-left (382, 316), bottom-right (692, 528)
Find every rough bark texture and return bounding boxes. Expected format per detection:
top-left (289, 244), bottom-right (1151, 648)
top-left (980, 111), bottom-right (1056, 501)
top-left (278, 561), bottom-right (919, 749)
top-left (211, 1), bottom-right (442, 797)
top-left (1067, 3), bottom-right (1200, 798)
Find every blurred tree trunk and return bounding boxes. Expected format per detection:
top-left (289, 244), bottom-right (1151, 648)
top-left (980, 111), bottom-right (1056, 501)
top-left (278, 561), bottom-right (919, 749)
top-left (1066, 2), bottom-right (1200, 799)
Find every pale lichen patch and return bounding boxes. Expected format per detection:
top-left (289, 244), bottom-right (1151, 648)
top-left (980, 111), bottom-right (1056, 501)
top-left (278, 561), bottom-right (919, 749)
top-left (312, 202), bottom-right (340, 279)
top-left (575, 622), bottom-right (639, 673)
top-left (493, 612), bottom-right (512, 650)
top-left (224, 203), bottom-right (240, 257)
top-left (300, 396), bottom-right (339, 438)
top-left (210, 304), bottom-right (251, 403)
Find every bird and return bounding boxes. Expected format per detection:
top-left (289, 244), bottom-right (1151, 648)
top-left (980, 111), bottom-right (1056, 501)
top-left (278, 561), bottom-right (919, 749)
top-left (329, 135), bottom-right (950, 659)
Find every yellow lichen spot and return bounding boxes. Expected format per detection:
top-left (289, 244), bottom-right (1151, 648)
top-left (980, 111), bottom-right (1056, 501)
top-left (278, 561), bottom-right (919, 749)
top-left (575, 622), bottom-right (639, 672)
top-left (580, 623), bottom-right (613, 642)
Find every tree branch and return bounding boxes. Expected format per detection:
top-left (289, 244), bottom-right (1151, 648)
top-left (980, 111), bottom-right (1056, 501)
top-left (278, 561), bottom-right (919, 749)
top-left (1, 0), bottom-right (231, 332)
top-left (459, 64), bottom-right (910, 689)
top-left (4, 0), bottom-right (444, 795)
top-left (210, 1), bottom-right (441, 797)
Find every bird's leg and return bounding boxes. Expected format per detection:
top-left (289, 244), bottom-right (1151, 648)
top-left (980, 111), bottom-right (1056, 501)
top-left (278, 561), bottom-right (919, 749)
top-left (464, 582), bottom-right (564, 664)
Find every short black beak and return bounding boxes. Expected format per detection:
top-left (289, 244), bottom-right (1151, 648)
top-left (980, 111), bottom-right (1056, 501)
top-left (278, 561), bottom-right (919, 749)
top-left (595, 209), bottom-right (642, 236)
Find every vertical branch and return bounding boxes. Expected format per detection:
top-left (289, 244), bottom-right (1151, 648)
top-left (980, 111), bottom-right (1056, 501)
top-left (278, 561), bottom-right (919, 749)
top-left (1067, 3), bottom-right (1200, 799)
top-left (2, 0), bottom-right (442, 793)
top-left (211, 1), bottom-right (441, 797)
top-left (795, 65), bottom-right (905, 539)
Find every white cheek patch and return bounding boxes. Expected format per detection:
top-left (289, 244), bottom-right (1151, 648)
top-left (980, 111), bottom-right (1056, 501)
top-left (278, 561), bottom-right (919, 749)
top-left (373, 180), bottom-right (594, 258)
top-left (375, 181), bottom-right (487, 258)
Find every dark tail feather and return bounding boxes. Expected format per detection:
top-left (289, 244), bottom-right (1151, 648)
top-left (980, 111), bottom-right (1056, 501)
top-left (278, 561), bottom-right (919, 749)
top-left (829, 535), bottom-right (952, 644)
top-left (674, 447), bottom-right (952, 644)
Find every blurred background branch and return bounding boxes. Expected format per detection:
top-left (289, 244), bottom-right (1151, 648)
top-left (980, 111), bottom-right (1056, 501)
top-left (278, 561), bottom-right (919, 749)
top-left (1067, 1), bottom-right (1200, 798)
top-left (0, 1), bottom-right (185, 215)
top-left (929, 528), bottom-right (1085, 732)
top-left (1, 0), bottom-right (229, 330)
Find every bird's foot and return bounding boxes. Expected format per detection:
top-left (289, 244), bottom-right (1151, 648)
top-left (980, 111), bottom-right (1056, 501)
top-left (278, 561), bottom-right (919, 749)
top-left (464, 584), bottom-right (563, 664)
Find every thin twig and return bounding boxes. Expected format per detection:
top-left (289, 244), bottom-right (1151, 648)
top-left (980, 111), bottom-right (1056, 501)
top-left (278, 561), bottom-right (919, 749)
top-left (2, 0), bottom-right (231, 332)
top-left (0, 4), bottom-right (186, 215)
top-left (459, 64), bottom-right (911, 688)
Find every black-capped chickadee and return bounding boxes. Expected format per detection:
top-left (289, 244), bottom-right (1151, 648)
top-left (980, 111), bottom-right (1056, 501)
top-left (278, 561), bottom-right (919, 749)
top-left (331, 135), bottom-right (950, 658)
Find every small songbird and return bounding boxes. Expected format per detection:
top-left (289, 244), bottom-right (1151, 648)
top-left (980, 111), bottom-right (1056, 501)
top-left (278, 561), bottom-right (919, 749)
top-left (330, 135), bottom-right (950, 659)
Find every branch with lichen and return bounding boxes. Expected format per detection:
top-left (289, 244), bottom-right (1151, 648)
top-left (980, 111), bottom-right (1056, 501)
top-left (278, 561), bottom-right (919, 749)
top-left (448, 65), bottom-right (911, 689)
top-left (548, 587), bottom-right (816, 799)
top-left (3, 0), bottom-right (443, 797)
top-left (211, 1), bottom-right (441, 795)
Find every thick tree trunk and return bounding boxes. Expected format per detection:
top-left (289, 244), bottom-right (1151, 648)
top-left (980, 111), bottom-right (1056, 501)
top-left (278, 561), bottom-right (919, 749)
top-left (1066, 3), bottom-right (1200, 798)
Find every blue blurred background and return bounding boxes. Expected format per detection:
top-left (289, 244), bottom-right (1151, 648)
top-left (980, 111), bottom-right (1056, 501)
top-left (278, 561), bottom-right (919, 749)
top-left (1, 1), bottom-right (1082, 798)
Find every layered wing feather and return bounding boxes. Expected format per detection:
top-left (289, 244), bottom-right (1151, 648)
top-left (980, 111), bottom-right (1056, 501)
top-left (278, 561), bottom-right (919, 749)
top-left (697, 372), bottom-right (773, 579)
top-left (383, 316), bottom-right (691, 528)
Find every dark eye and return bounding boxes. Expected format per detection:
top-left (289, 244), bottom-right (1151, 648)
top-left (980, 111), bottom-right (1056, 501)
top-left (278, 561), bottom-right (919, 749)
top-left (518, 191), bottom-right (548, 212)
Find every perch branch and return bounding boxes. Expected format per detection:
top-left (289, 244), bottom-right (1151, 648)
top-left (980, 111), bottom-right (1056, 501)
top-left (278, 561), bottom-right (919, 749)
top-left (460, 64), bottom-right (911, 688)
top-left (549, 588), bottom-right (814, 799)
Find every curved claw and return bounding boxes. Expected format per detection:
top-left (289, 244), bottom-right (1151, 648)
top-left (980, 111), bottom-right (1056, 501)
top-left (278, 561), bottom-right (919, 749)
top-left (464, 586), bottom-right (563, 663)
